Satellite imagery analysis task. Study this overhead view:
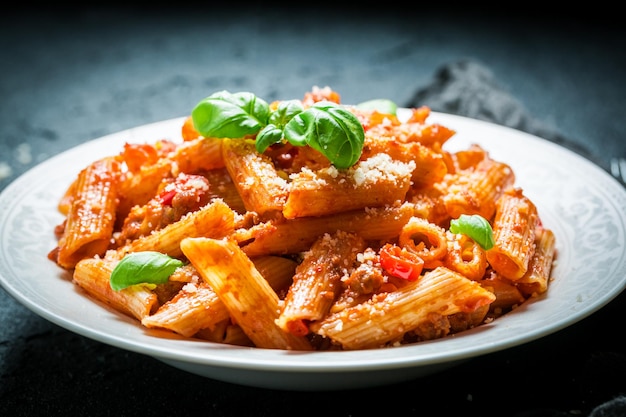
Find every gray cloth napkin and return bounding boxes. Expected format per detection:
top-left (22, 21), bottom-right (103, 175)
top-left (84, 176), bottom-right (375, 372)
top-left (405, 59), bottom-right (598, 164)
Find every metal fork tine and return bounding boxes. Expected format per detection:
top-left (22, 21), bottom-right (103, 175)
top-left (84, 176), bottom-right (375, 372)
top-left (610, 157), bottom-right (626, 184)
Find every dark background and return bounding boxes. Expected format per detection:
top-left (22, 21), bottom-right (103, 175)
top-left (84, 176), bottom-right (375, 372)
top-left (1, 4), bottom-right (625, 417)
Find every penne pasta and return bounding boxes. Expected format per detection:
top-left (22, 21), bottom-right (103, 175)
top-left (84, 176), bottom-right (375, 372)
top-left (440, 155), bottom-right (515, 220)
top-left (310, 266), bottom-right (496, 350)
top-left (251, 255), bottom-right (298, 297)
top-left (222, 138), bottom-right (289, 215)
top-left (283, 154), bottom-right (414, 219)
top-left (55, 156), bottom-right (121, 269)
top-left (170, 136), bottom-right (225, 174)
top-left (73, 257), bottom-right (158, 321)
top-left (122, 198), bottom-right (236, 258)
top-left (478, 271), bottom-right (526, 316)
top-left (364, 112), bottom-right (456, 149)
top-left (240, 202), bottom-right (414, 257)
top-left (516, 226), bottom-right (557, 296)
top-left (141, 280), bottom-right (230, 337)
top-left (361, 136), bottom-right (448, 188)
top-left (202, 168), bottom-right (247, 214)
top-left (116, 158), bottom-right (174, 223)
top-left (276, 231), bottom-right (367, 336)
top-left (180, 237), bottom-right (313, 351)
top-left (486, 187), bottom-right (539, 280)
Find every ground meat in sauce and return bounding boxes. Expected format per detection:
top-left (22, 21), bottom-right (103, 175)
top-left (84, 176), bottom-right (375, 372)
top-left (116, 173), bottom-right (211, 244)
top-left (345, 263), bottom-right (385, 295)
top-left (408, 312), bottom-right (451, 341)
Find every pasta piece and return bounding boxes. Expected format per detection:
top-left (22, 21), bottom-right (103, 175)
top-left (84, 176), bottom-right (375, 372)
top-left (55, 156), bottom-right (121, 269)
top-left (478, 271), bottom-right (526, 316)
top-left (116, 158), bottom-right (174, 222)
top-left (276, 231), bottom-right (367, 336)
top-left (444, 232), bottom-right (488, 280)
top-left (180, 237), bottom-right (313, 351)
top-left (240, 202), bottom-right (414, 257)
top-left (283, 153), bottom-right (415, 219)
top-left (123, 198), bottom-right (235, 258)
top-left (405, 106), bottom-right (431, 124)
top-left (516, 226), bottom-right (556, 296)
top-left (310, 266), bottom-right (496, 350)
top-left (181, 115), bottom-right (201, 141)
top-left (451, 143), bottom-right (489, 171)
top-left (365, 115), bottom-right (456, 149)
top-left (73, 257), bottom-right (158, 321)
top-left (119, 140), bottom-right (177, 174)
top-left (167, 263), bottom-right (201, 283)
top-left (353, 109), bottom-right (400, 131)
top-left (195, 321), bottom-right (255, 347)
top-left (202, 168), bottom-right (247, 214)
top-left (486, 188), bottom-right (539, 280)
top-left (141, 281), bottom-right (230, 337)
top-left (193, 318), bottom-right (231, 342)
top-left (251, 255), bottom-right (298, 297)
top-left (440, 156), bottom-right (515, 220)
top-left (398, 216), bottom-right (448, 269)
top-left (57, 176), bottom-right (77, 216)
top-left (222, 138), bottom-right (289, 215)
top-left (408, 186), bottom-right (450, 226)
top-left (361, 136), bottom-right (448, 188)
top-left (302, 85), bottom-right (341, 106)
top-left (221, 324), bottom-right (255, 346)
top-left (170, 136), bottom-right (225, 174)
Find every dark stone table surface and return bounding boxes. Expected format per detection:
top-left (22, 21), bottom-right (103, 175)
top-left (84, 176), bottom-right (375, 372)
top-left (1, 5), bottom-right (625, 417)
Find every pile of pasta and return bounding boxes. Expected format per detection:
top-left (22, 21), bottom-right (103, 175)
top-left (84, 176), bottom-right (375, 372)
top-left (48, 86), bottom-right (556, 351)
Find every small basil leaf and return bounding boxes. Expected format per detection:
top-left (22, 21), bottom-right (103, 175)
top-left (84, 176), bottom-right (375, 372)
top-left (255, 100), bottom-right (305, 154)
top-left (191, 91), bottom-right (270, 139)
top-left (449, 214), bottom-right (495, 251)
top-left (255, 124), bottom-right (284, 154)
top-left (110, 251), bottom-right (184, 291)
top-left (268, 99), bottom-right (304, 127)
top-left (356, 98), bottom-right (398, 115)
top-left (283, 101), bottom-right (364, 169)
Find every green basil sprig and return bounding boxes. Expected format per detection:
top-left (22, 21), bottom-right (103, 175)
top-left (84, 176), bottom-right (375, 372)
top-left (191, 91), bottom-right (366, 169)
top-left (449, 214), bottom-right (495, 250)
top-left (110, 251), bottom-right (184, 291)
top-left (355, 98), bottom-right (398, 115)
top-left (255, 99), bottom-right (305, 153)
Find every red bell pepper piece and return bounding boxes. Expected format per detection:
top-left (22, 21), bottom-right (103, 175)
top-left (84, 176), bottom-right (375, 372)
top-left (379, 243), bottom-right (424, 281)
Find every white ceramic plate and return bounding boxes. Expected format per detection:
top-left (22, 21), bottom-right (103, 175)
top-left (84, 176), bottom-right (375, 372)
top-left (1, 111), bottom-right (625, 391)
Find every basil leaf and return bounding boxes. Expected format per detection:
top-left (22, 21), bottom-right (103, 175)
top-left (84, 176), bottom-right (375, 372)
top-left (268, 99), bottom-right (304, 126)
top-left (191, 90), bottom-right (270, 139)
top-left (356, 98), bottom-right (398, 115)
top-left (256, 100), bottom-right (305, 153)
top-left (255, 124), bottom-right (284, 153)
top-left (283, 101), bottom-right (365, 169)
top-left (449, 214), bottom-right (495, 250)
top-left (110, 251), bottom-right (184, 291)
